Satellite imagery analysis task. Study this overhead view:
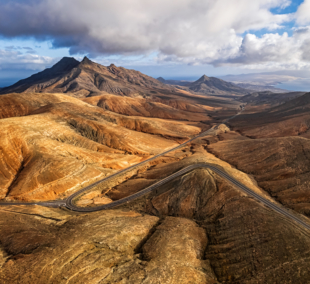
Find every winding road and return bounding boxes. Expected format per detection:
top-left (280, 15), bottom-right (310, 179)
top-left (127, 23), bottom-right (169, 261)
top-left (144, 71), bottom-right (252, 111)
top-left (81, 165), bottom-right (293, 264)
top-left (66, 162), bottom-right (310, 231)
top-left (0, 118), bottom-right (220, 209)
top-left (1, 108), bottom-right (310, 232)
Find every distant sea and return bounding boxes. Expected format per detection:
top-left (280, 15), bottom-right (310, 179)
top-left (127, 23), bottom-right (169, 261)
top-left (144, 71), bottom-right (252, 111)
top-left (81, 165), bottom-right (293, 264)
top-left (274, 78), bottom-right (310, 92)
top-left (0, 79), bottom-right (19, 88)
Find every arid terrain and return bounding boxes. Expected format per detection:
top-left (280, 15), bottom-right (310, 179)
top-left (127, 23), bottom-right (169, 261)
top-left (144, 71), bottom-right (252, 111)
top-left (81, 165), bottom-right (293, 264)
top-left (1, 58), bottom-right (310, 283)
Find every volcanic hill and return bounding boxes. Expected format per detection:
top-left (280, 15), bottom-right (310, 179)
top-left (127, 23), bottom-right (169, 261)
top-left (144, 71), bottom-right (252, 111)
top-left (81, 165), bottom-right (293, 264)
top-left (239, 91), bottom-right (305, 107)
top-left (230, 92), bottom-right (310, 138)
top-left (0, 91), bottom-right (211, 201)
top-left (0, 57), bottom-right (173, 98)
top-left (187, 75), bottom-right (249, 96)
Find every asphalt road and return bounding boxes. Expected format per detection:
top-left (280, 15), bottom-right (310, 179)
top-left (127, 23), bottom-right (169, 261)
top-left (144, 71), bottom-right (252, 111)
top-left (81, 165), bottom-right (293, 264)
top-left (66, 163), bottom-right (310, 231)
top-left (1, 107), bottom-right (310, 232)
top-left (0, 117), bottom-right (218, 209)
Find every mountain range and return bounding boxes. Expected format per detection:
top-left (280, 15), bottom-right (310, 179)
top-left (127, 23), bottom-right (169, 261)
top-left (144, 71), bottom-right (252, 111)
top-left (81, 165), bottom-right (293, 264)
top-left (0, 57), bottom-right (172, 98)
top-left (158, 74), bottom-right (250, 96)
top-left (158, 76), bottom-right (290, 93)
top-left (1, 57), bottom-right (251, 99)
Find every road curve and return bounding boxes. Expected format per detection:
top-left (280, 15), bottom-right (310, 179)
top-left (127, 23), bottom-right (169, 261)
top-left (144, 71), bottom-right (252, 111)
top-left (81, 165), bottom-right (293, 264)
top-left (64, 109), bottom-right (244, 209)
top-left (66, 163), bottom-right (310, 232)
top-left (2, 108), bottom-right (310, 231)
top-left (0, 108), bottom-right (242, 209)
top-left (0, 121), bottom-right (217, 208)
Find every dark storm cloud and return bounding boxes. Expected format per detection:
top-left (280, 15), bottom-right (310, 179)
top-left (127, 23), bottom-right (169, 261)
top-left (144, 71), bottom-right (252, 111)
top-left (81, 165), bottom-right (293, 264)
top-left (0, 0), bottom-right (308, 69)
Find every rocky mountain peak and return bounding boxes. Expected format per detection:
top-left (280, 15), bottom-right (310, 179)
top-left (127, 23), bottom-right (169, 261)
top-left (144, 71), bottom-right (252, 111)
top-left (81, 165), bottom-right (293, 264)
top-left (157, 77), bottom-right (166, 83)
top-left (197, 75), bottom-right (210, 82)
top-left (50, 57), bottom-right (80, 73)
top-left (80, 56), bottom-right (94, 65)
top-left (108, 63), bottom-right (121, 75)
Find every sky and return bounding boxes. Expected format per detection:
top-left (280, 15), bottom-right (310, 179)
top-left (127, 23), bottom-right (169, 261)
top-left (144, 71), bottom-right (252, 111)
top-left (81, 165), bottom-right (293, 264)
top-left (0, 0), bottom-right (310, 90)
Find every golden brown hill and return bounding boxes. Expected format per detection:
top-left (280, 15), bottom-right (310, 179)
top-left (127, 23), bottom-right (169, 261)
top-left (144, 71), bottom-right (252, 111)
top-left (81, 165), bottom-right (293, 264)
top-left (94, 142), bottom-right (310, 283)
top-left (0, 112), bottom-right (178, 201)
top-left (1, 89), bottom-right (310, 283)
top-left (82, 94), bottom-right (209, 121)
top-left (208, 136), bottom-right (310, 218)
top-left (1, 153), bottom-right (310, 283)
top-left (0, 114), bottom-right (143, 201)
top-left (155, 97), bottom-right (208, 112)
top-left (143, 167), bottom-right (310, 283)
top-left (0, 92), bottom-right (88, 119)
top-left (0, 92), bottom-right (210, 201)
top-left (73, 128), bottom-right (272, 208)
top-left (230, 92), bottom-right (310, 138)
top-left (0, 207), bottom-right (221, 283)
top-left (0, 92), bottom-right (202, 139)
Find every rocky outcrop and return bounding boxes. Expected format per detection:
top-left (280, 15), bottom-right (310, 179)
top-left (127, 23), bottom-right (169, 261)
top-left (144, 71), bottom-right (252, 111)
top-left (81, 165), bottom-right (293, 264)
top-left (0, 204), bottom-right (222, 283)
top-left (230, 92), bottom-right (310, 138)
top-left (0, 207), bottom-right (159, 284)
top-left (141, 217), bottom-right (218, 283)
top-left (143, 168), bottom-right (310, 283)
top-left (208, 136), bottom-right (310, 219)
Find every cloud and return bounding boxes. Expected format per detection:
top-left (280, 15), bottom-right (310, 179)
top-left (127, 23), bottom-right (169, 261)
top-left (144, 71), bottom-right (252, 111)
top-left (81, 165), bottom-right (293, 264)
top-left (158, 27), bottom-right (310, 71)
top-left (0, 1), bottom-right (291, 54)
top-left (0, 49), bottom-right (56, 70)
top-left (0, 0), bottom-right (308, 70)
top-left (296, 0), bottom-right (310, 25)
top-left (214, 30), bottom-right (305, 65)
top-left (0, 48), bottom-right (57, 87)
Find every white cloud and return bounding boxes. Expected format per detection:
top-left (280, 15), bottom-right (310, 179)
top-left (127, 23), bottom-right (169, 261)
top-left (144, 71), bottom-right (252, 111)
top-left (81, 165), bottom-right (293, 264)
top-left (0, 49), bottom-right (56, 70)
top-left (0, 1), bottom-right (292, 54)
top-left (279, 0), bottom-right (292, 9)
top-left (220, 32), bottom-right (300, 64)
top-left (0, 0), bottom-right (308, 71)
top-left (159, 27), bottom-right (310, 71)
top-left (296, 0), bottom-right (310, 25)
